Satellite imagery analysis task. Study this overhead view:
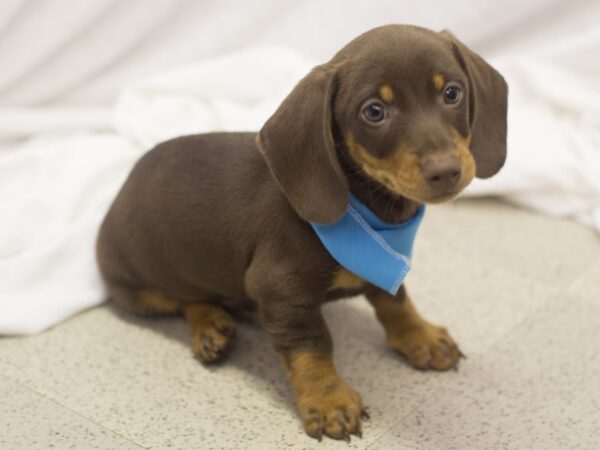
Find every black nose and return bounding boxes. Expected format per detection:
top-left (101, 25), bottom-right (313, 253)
top-left (422, 155), bottom-right (461, 190)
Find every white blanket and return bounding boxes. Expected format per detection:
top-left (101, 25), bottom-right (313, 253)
top-left (0, 47), bottom-right (312, 334)
top-left (467, 27), bottom-right (600, 230)
top-left (1, 1), bottom-right (599, 335)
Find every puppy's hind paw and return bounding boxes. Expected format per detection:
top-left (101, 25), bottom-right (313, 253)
top-left (191, 318), bottom-right (236, 364)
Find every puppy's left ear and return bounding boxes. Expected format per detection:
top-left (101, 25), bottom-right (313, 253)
top-left (257, 64), bottom-right (348, 225)
top-left (440, 31), bottom-right (508, 178)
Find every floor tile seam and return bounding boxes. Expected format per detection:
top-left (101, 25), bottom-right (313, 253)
top-left (564, 258), bottom-right (600, 294)
top-left (415, 236), bottom-right (563, 291)
top-left (0, 370), bottom-right (148, 449)
top-left (362, 283), bottom-right (570, 450)
top-left (317, 331), bottom-right (464, 450)
top-left (447, 281), bottom-right (566, 364)
top-left (363, 373), bottom-right (462, 450)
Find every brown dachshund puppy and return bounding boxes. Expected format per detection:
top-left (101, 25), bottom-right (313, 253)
top-left (97, 25), bottom-right (507, 441)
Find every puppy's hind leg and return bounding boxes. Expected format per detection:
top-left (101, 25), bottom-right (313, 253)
top-left (105, 283), bottom-right (181, 317)
top-left (183, 303), bottom-right (236, 364)
top-left (105, 282), bottom-right (236, 364)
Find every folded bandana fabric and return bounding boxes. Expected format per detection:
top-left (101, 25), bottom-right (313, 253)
top-left (310, 195), bottom-right (425, 295)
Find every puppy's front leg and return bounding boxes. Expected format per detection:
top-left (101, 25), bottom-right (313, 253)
top-left (367, 286), bottom-right (463, 370)
top-left (281, 346), bottom-right (366, 441)
top-left (249, 274), bottom-right (366, 441)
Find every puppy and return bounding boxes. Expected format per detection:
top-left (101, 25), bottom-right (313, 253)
top-left (97, 25), bottom-right (507, 441)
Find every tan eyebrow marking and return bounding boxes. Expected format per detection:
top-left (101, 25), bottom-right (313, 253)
top-left (433, 73), bottom-right (445, 90)
top-left (379, 83), bottom-right (395, 103)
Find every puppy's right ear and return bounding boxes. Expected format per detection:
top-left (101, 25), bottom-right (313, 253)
top-left (257, 64), bottom-right (349, 225)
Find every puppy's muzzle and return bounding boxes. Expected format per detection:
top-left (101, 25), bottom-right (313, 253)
top-left (421, 154), bottom-right (461, 192)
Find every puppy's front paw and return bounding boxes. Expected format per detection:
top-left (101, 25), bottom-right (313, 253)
top-left (297, 380), bottom-right (367, 442)
top-left (388, 323), bottom-right (464, 371)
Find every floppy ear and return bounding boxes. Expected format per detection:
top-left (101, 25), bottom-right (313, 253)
top-left (257, 64), bottom-right (349, 224)
top-left (441, 31), bottom-right (508, 178)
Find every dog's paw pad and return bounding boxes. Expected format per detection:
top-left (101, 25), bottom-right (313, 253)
top-left (388, 324), bottom-right (463, 371)
top-left (299, 383), bottom-right (365, 441)
top-left (191, 321), bottom-right (236, 364)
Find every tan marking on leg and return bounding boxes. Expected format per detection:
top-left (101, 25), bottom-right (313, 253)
top-left (367, 290), bottom-right (463, 370)
top-left (329, 267), bottom-right (366, 291)
top-left (284, 351), bottom-right (366, 441)
top-left (138, 290), bottom-right (181, 314)
top-left (379, 83), bottom-right (395, 103)
top-left (183, 303), bottom-right (236, 364)
top-left (433, 73), bottom-right (445, 90)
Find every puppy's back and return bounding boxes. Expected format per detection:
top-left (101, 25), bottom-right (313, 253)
top-left (96, 132), bottom-right (272, 299)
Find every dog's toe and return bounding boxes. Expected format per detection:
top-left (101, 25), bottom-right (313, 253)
top-left (191, 322), bottom-right (235, 364)
top-left (388, 324), bottom-right (463, 371)
top-left (298, 382), bottom-right (365, 441)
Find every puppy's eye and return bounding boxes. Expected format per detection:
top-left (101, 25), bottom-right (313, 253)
top-left (362, 101), bottom-right (386, 122)
top-left (443, 84), bottom-right (463, 105)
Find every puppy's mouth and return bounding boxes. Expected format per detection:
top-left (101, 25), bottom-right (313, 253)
top-left (374, 167), bottom-right (472, 205)
top-left (345, 132), bottom-right (476, 205)
top-left (346, 159), bottom-right (470, 205)
top-left (424, 189), bottom-right (462, 204)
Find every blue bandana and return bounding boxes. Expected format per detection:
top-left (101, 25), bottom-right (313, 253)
top-left (310, 194), bottom-right (425, 295)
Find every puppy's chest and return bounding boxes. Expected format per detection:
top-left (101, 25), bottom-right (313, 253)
top-left (325, 267), bottom-right (370, 301)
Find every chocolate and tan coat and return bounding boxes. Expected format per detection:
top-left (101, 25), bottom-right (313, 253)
top-left (97, 24), bottom-right (507, 441)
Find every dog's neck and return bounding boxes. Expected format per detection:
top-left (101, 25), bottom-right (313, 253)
top-left (338, 149), bottom-right (421, 224)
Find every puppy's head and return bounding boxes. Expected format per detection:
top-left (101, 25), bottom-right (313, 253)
top-left (257, 25), bottom-right (508, 224)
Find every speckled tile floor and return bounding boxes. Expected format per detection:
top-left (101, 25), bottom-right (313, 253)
top-left (1, 198), bottom-right (599, 450)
